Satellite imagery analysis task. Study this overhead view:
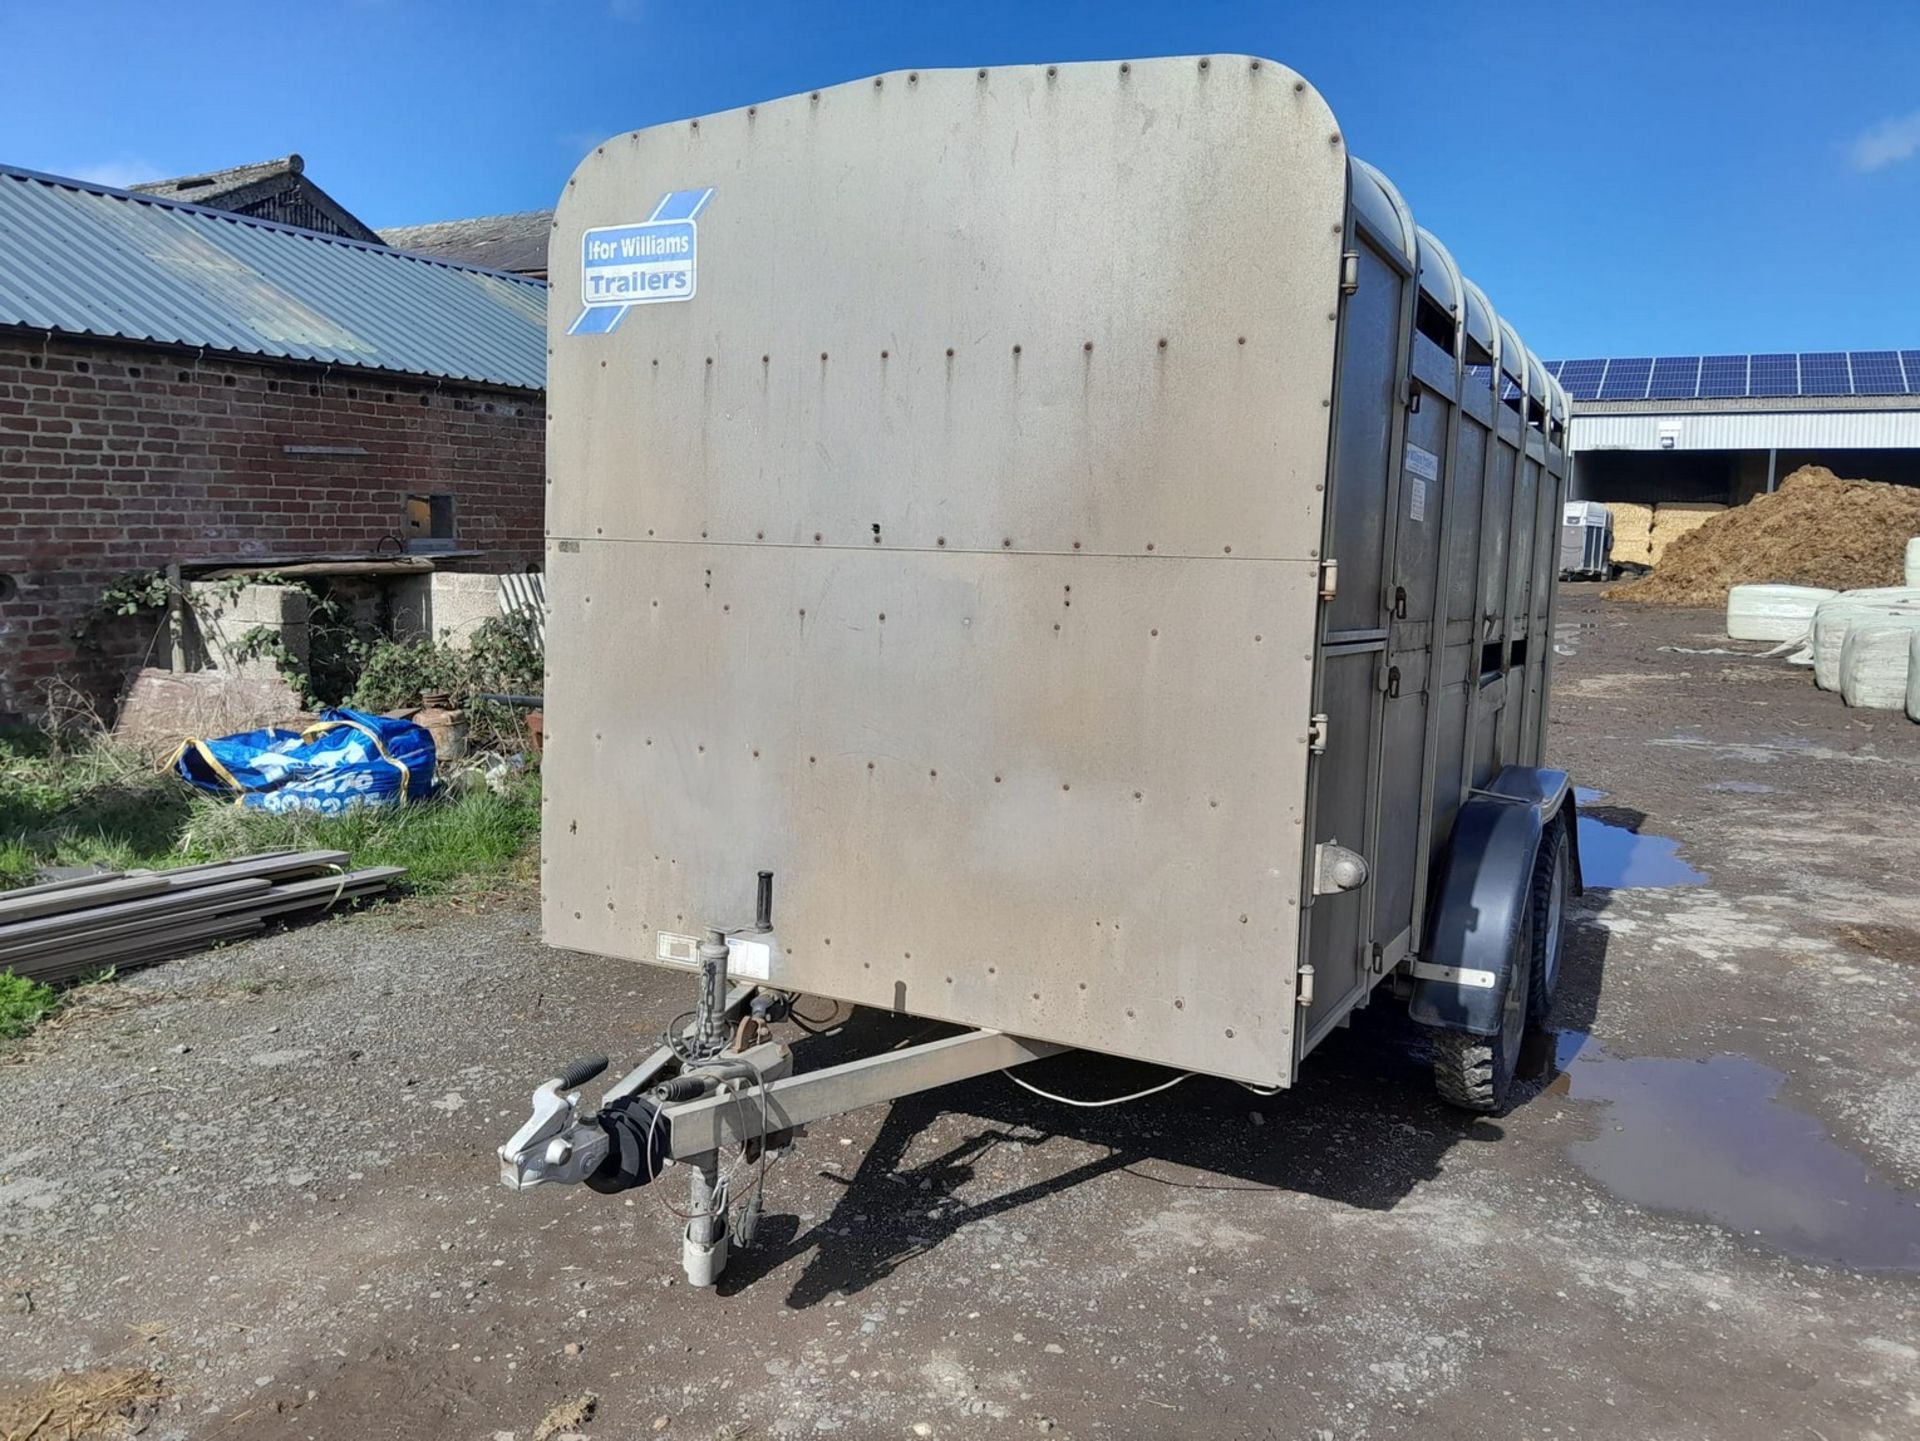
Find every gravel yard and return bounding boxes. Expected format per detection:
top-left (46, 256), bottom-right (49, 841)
top-left (3, 587), bottom-right (1918, 1440)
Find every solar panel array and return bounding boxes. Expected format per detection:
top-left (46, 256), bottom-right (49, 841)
top-left (1546, 351), bottom-right (1920, 401)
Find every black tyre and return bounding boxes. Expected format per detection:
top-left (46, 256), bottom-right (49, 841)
top-left (1431, 887), bottom-right (1533, 1114)
top-left (1527, 817), bottom-right (1570, 1026)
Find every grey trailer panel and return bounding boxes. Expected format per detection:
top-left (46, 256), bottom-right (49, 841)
top-left (544, 58), bottom-right (1348, 1088)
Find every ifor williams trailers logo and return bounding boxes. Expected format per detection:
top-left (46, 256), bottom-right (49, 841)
top-left (568, 186), bottom-right (713, 335)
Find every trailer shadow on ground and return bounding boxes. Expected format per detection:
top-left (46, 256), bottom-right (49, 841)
top-left (721, 909), bottom-right (1613, 1306)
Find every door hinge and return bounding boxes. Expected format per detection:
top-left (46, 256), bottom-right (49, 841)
top-left (1385, 664), bottom-right (1401, 699)
top-left (1319, 558), bottom-right (1339, 600)
top-left (1296, 962), bottom-right (1316, 1009)
top-left (1339, 251), bottom-right (1360, 295)
top-left (1370, 942), bottom-right (1386, 975)
top-left (1307, 713), bottom-right (1329, 754)
top-left (1392, 584), bottom-right (1408, 619)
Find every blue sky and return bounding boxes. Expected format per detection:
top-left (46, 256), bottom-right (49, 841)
top-left (3, 0), bottom-right (1916, 357)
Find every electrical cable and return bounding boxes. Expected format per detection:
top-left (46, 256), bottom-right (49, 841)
top-left (1001, 1068), bottom-right (1194, 1108)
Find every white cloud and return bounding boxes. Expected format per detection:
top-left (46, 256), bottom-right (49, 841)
top-left (1847, 111), bottom-right (1920, 173)
top-left (53, 157), bottom-right (164, 188)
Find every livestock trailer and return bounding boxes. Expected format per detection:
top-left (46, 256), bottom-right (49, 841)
top-left (502, 56), bottom-right (1582, 1285)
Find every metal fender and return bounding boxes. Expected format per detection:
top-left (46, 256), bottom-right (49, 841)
top-left (1409, 766), bottom-right (1577, 1035)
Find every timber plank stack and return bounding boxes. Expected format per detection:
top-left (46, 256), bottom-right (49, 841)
top-left (0, 852), bottom-right (404, 984)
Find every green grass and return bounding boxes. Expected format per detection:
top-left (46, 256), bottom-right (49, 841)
top-left (0, 970), bottom-right (57, 1039)
top-left (0, 728), bottom-right (540, 899)
top-left (176, 776), bottom-right (540, 893)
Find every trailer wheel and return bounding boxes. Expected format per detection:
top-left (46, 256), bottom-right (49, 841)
top-left (1527, 818), bottom-right (1570, 1025)
top-left (1430, 888), bottom-right (1533, 1114)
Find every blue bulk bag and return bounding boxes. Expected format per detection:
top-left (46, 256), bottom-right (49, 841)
top-left (171, 708), bottom-right (436, 813)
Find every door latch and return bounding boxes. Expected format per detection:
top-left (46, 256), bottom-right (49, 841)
top-left (1313, 842), bottom-right (1369, 895)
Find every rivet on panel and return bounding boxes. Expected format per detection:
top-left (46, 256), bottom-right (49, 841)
top-left (705, 357), bottom-right (713, 366)
top-left (799, 607), bottom-right (807, 616)
top-left (751, 749), bottom-right (758, 759)
top-left (697, 744), bottom-right (705, 753)
top-left (1174, 998), bottom-right (1185, 1009)
top-left (1119, 62), bottom-right (1130, 75)
top-left (1240, 914), bottom-right (1249, 924)
top-left (1012, 343), bottom-right (1022, 355)
top-left (1198, 57), bottom-right (1210, 70)
top-left (1294, 80), bottom-right (1306, 93)
top-left (1157, 338), bottom-right (1168, 349)
top-left (1225, 1028), bottom-right (1235, 1038)
top-left (1061, 783), bottom-right (1071, 792)
top-left (1046, 65), bottom-right (1057, 77)
top-left (878, 612), bottom-right (886, 622)
top-left (1254, 634), bottom-right (1262, 642)
top-left (977, 68), bottom-right (987, 79)
top-left (762, 354), bottom-right (770, 363)
top-left (1133, 791), bottom-right (1142, 800)
top-left (881, 349), bottom-right (889, 359)
top-left (1330, 132), bottom-right (1342, 146)
top-left (820, 351), bottom-right (829, 361)
top-left (937, 537), bottom-right (946, 547)
top-left (994, 774), bottom-right (1002, 783)
top-left (1224, 545), bottom-right (1233, 554)
top-left (811, 90), bottom-right (821, 100)
top-left (874, 76), bottom-right (883, 87)
top-left (814, 533), bottom-right (823, 543)
top-left (1146, 542), bottom-right (1155, 552)
top-left (690, 119), bottom-right (699, 129)
top-left (748, 105), bottom-right (757, 116)
top-left (945, 347), bottom-right (954, 357)
top-left (757, 531), bottom-right (765, 540)
top-left (908, 72), bottom-right (918, 83)
top-left (868, 761), bottom-right (875, 771)
top-left (1002, 538), bottom-right (1012, 548)
top-left (1083, 341), bottom-right (1094, 352)
top-left (1150, 628), bottom-right (1159, 637)
top-left (809, 755), bottom-right (817, 764)
top-left (1210, 798), bottom-right (1219, 808)
top-left (1238, 336), bottom-right (1247, 346)
top-left (929, 770), bottom-right (937, 779)
top-left (988, 965), bottom-right (997, 974)
top-left (1250, 59), bottom-right (1261, 71)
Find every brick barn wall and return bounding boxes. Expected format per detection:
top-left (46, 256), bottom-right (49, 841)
top-left (0, 331), bottom-right (546, 720)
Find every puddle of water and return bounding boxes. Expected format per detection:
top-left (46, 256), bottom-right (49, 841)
top-left (1576, 813), bottom-right (1708, 889)
top-left (1706, 779), bottom-right (1775, 794)
top-left (1560, 1050), bottom-right (1920, 1272)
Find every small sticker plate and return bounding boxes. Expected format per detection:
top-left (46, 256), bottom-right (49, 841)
top-left (654, 931), bottom-right (772, 981)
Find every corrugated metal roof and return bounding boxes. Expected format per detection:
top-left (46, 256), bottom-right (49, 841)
top-left (0, 165), bottom-right (548, 391)
top-left (1572, 409), bottom-right (1920, 452)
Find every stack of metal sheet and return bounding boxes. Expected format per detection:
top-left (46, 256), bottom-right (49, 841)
top-left (0, 851), bottom-right (404, 985)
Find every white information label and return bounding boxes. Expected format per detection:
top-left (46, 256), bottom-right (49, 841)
top-left (1405, 444), bottom-right (1440, 481)
top-left (1409, 476), bottom-right (1428, 523)
top-left (655, 931), bottom-right (772, 981)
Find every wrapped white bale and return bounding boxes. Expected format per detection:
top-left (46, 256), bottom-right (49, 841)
top-left (1907, 536), bottom-right (1920, 588)
top-left (1810, 591), bottom-right (1920, 690)
top-left (1726, 583), bottom-right (1838, 641)
top-left (1840, 614), bottom-right (1920, 709)
top-left (1909, 629), bottom-right (1920, 722)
